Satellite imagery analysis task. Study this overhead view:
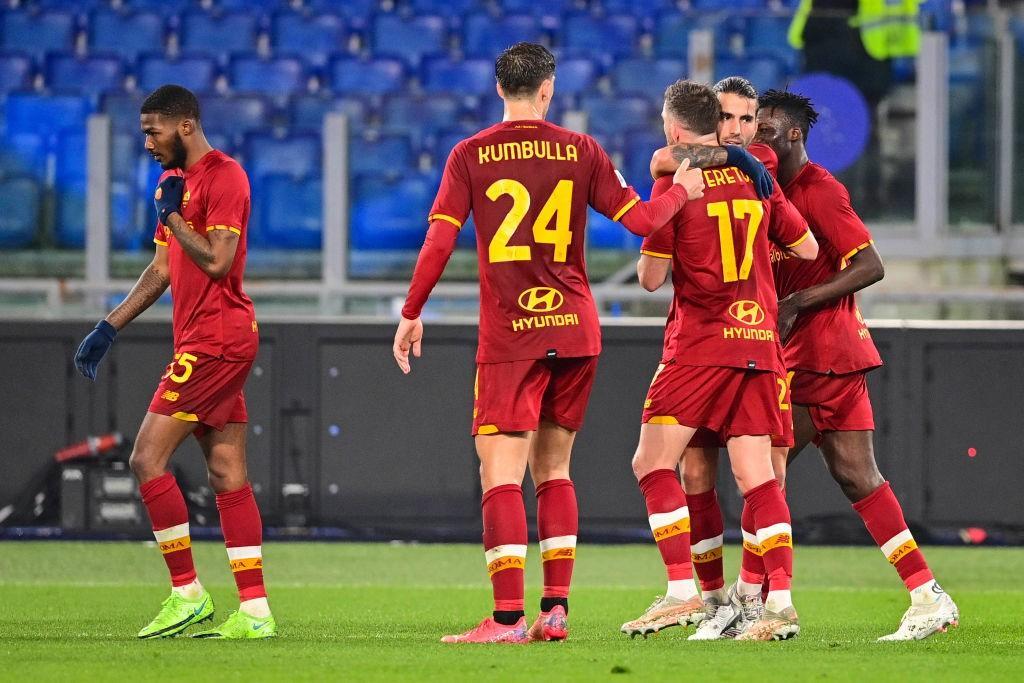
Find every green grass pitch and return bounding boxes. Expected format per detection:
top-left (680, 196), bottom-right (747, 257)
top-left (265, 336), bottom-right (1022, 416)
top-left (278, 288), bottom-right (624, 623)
top-left (1, 541), bottom-right (1021, 681)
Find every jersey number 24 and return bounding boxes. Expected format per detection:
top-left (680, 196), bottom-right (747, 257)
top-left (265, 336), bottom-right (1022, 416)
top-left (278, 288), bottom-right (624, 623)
top-left (486, 179), bottom-right (573, 264)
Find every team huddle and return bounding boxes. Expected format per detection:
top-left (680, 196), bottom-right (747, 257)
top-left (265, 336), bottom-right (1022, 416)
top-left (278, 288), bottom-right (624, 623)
top-left (71, 41), bottom-right (958, 643)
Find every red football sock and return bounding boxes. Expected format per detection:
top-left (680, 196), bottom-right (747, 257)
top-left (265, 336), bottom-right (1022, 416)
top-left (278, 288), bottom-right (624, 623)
top-left (638, 469), bottom-right (692, 581)
top-left (744, 479), bottom-right (793, 592)
top-left (482, 484), bottom-right (528, 613)
top-left (853, 481), bottom-right (934, 591)
top-left (140, 472), bottom-right (196, 587)
top-left (687, 488), bottom-right (725, 591)
top-left (536, 478), bottom-right (577, 601)
top-left (739, 498), bottom-right (766, 585)
top-left (216, 483), bottom-right (266, 601)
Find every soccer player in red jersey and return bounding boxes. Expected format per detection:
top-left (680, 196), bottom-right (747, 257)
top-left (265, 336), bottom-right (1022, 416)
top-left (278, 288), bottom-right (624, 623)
top-left (392, 43), bottom-right (705, 644)
top-left (73, 86), bottom-right (275, 639)
top-left (753, 89), bottom-right (957, 640)
top-left (636, 77), bottom-right (808, 640)
top-left (622, 80), bottom-right (818, 642)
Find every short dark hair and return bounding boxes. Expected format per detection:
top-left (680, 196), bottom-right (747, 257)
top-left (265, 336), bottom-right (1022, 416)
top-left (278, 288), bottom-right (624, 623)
top-left (495, 42), bottom-right (556, 98)
top-left (713, 76), bottom-right (758, 101)
top-left (663, 80), bottom-right (720, 136)
top-left (758, 89), bottom-right (819, 141)
top-left (140, 84), bottom-right (201, 122)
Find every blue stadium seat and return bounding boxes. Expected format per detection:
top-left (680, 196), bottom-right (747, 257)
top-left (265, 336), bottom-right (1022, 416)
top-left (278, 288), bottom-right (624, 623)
top-left (551, 58), bottom-right (596, 97)
top-left (0, 132), bottom-right (47, 178)
top-left (244, 132), bottom-right (320, 180)
top-left (255, 174), bottom-right (322, 249)
top-left (715, 55), bottom-right (784, 92)
top-left (382, 93), bottom-right (465, 147)
top-left (500, 0), bottom-right (578, 19)
top-left (114, 0), bottom-right (193, 18)
top-left (691, 0), bottom-right (764, 8)
top-left (0, 10), bottom-right (76, 62)
top-left (54, 130), bottom-right (87, 247)
top-left (599, 0), bottom-right (676, 16)
top-left (137, 54), bottom-right (218, 94)
top-left (215, 0), bottom-right (289, 11)
top-left (610, 58), bottom-right (685, 100)
top-left (432, 127), bottom-right (477, 164)
top-left (462, 13), bottom-right (542, 58)
top-left (34, 0), bottom-right (107, 11)
top-left (744, 15), bottom-right (799, 71)
top-left (102, 92), bottom-right (147, 133)
top-left (180, 12), bottom-right (260, 60)
top-left (422, 57), bottom-right (492, 96)
top-left (330, 57), bottom-right (405, 95)
top-left (653, 11), bottom-right (689, 59)
top-left (351, 173), bottom-right (435, 250)
top-left (270, 12), bottom-right (345, 68)
top-left (110, 133), bottom-right (139, 183)
top-left (199, 94), bottom-right (272, 139)
top-left (290, 94), bottom-right (368, 132)
top-left (0, 53), bottom-right (33, 97)
top-left (110, 179), bottom-right (142, 250)
top-left (580, 95), bottom-right (650, 137)
top-left (5, 93), bottom-right (91, 136)
top-left (349, 134), bottom-right (414, 177)
top-left (409, 0), bottom-right (484, 18)
top-left (587, 206), bottom-right (642, 250)
top-left (563, 13), bottom-right (638, 58)
top-left (0, 176), bottom-right (41, 248)
top-left (89, 10), bottom-right (166, 61)
top-left (45, 54), bottom-right (125, 100)
top-left (305, 0), bottom-right (377, 29)
top-left (621, 128), bottom-right (664, 192)
top-left (371, 14), bottom-right (446, 67)
top-left (230, 55), bottom-right (306, 96)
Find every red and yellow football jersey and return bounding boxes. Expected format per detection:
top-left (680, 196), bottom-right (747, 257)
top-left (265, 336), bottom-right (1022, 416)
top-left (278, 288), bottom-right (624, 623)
top-left (641, 146), bottom-right (808, 367)
top-left (644, 165), bottom-right (809, 371)
top-left (770, 161), bottom-right (882, 374)
top-left (430, 119), bottom-right (641, 363)
top-left (152, 150), bottom-right (258, 361)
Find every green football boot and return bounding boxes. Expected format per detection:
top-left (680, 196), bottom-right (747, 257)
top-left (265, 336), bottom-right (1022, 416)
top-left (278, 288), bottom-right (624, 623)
top-left (137, 590), bottom-right (215, 639)
top-left (192, 609), bottom-right (277, 639)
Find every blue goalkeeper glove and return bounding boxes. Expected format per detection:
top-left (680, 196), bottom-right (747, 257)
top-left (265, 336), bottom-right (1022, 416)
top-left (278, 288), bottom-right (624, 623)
top-left (154, 175), bottom-right (185, 225)
top-left (725, 145), bottom-right (774, 199)
top-left (74, 320), bottom-right (117, 381)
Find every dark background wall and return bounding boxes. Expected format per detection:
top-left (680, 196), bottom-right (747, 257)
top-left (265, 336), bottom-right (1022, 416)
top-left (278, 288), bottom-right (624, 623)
top-left (1, 320), bottom-right (1021, 537)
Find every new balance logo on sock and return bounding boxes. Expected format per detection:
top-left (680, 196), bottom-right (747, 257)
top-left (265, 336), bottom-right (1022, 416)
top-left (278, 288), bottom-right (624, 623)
top-left (756, 523), bottom-right (793, 551)
top-left (539, 535), bottom-right (577, 562)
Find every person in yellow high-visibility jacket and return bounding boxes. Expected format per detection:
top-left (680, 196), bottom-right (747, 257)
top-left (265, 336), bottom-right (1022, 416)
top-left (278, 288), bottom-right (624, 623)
top-left (789, 0), bottom-right (921, 60)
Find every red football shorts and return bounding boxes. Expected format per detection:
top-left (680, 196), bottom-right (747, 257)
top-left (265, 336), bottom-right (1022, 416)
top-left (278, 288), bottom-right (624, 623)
top-left (642, 361), bottom-right (783, 440)
top-left (790, 369), bottom-right (875, 434)
top-left (148, 351), bottom-right (251, 437)
top-left (683, 368), bottom-right (794, 448)
top-left (473, 356), bottom-right (598, 436)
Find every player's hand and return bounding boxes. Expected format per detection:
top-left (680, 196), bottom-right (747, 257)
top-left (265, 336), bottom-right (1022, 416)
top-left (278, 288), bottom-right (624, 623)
top-left (724, 145), bottom-right (774, 199)
top-left (673, 158), bottom-right (705, 200)
top-left (74, 320), bottom-right (117, 381)
top-left (154, 175), bottom-right (185, 225)
top-left (393, 316), bottom-right (424, 374)
top-left (777, 294), bottom-right (800, 344)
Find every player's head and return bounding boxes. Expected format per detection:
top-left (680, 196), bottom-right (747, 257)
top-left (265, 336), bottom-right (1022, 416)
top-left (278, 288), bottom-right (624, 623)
top-left (140, 84), bottom-right (202, 170)
top-left (713, 76), bottom-right (758, 148)
top-left (756, 89), bottom-right (819, 162)
top-left (495, 42), bottom-right (556, 117)
top-left (662, 80), bottom-right (721, 145)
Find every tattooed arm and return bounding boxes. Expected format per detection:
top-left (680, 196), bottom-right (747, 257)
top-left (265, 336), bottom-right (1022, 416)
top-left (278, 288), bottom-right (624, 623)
top-left (106, 246), bottom-right (171, 330)
top-left (164, 212), bottom-right (239, 280)
top-left (650, 144), bottom-right (728, 179)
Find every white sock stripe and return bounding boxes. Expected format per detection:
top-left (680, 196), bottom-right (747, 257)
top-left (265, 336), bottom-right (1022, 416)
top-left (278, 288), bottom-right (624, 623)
top-left (226, 545), bottom-right (263, 561)
top-left (648, 506), bottom-right (689, 532)
top-left (484, 544), bottom-right (528, 564)
top-left (880, 529), bottom-right (915, 558)
top-left (756, 522), bottom-right (792, 543)
top-left (741, 530), bottom-right (759, 546)
top-left (153, 522), bottom-right (190, 542)
top-left (539, 535), bottom-right (577, 553)
top-left (690, 534), bottom-right (724, 554)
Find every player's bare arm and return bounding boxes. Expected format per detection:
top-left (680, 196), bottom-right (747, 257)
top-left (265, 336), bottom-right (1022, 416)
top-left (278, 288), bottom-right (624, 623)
top-left (164, 212), bottom-right (239, 280)
top-left (637, 254), bottom-right (670, 292)
top-left (651, 142), bottom-right (773, 199)
top-left (777, 244), bottom-right (884, 342)
top-left (106, 247), bottom-right (171, 330)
